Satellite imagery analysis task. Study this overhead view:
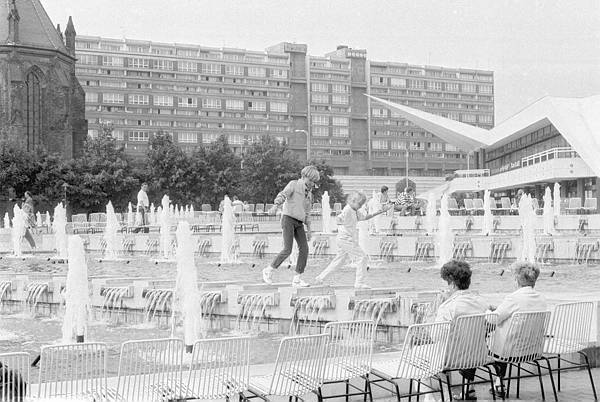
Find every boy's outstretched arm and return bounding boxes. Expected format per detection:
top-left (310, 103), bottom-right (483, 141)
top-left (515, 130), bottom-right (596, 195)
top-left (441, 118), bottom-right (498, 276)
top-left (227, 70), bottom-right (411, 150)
top-left (363, 204), bottom-right (393, 220)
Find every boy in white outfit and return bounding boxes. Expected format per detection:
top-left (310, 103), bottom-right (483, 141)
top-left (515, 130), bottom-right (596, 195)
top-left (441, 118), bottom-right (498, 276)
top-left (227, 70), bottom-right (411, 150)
top-left (315, 192), bottom-right (391, 288)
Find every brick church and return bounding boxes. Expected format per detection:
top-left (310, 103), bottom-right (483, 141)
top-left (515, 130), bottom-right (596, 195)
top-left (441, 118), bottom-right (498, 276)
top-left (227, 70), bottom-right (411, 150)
top-left (0, 0), bottom-right (86, 158)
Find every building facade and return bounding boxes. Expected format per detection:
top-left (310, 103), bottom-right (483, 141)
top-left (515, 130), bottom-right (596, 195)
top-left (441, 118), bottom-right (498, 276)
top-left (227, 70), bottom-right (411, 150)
top-left (74, 36), bottom-right (494, 175)
top-left (0, 0), bottom-right (86, 158)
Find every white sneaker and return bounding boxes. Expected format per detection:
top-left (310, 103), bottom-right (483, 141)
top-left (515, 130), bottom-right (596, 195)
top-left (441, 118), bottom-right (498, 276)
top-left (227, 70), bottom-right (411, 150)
top-left (292, 276), bottom-right (310, 288)
top-left (262, 267), bottom-right (274, 284)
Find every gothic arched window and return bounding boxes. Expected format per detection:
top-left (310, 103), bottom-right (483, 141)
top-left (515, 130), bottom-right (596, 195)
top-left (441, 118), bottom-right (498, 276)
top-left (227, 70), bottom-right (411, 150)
top-left (25, 70), bottom-right (42, 151)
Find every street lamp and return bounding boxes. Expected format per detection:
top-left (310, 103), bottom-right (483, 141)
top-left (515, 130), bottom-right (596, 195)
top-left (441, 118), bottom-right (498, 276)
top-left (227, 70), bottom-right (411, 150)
top-left (294, 129), bottom-right (310, 161)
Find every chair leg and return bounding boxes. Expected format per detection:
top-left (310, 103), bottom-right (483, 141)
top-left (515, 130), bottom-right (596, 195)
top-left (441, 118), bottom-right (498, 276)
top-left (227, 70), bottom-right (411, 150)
top-left (438, 376), bottom-right (446, 402)
top-left (364, 375), bottom-right (374, 402)
top-left (541, 357), bottom-right (558, 402)
top-left (345, 379), bottom-right (350, 402)
top-left (316, 387), bottom-right (323, 402)
top-left (557, 354), bottom-right (561, 391)
top-left (395, 381), bottom-right (403, 402)
top-left (579, 351), bottom-right (598, 400)
top-left (445, 372), bottom-right (453, 401)
top-left (506, 363), bottom-right (512, 398)
top-left (534, 360), bottom-right (546, 401)
top-left (516, 363), bottom-right (521, 398)
top-left (486, 366), bottom-right (497, 401)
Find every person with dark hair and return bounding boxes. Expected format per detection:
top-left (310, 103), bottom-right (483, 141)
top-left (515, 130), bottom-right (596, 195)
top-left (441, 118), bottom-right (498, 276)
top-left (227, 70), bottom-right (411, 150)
top-left (435, 260), bottom-right (489, 400)
top-left (395, 187), bottom-right (417, 215)
top-left (21, 191), bottom-right (37, 252)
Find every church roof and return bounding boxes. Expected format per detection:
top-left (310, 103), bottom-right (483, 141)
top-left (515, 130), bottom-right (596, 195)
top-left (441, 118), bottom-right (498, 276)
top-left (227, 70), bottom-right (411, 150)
top-left (1, 0), bottom-right (69, 54)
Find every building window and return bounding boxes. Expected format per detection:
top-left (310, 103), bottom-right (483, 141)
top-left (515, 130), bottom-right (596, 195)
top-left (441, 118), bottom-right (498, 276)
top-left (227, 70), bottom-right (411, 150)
top-left (178, 61), bottom-right (197, 72)
top-left (225, 65), bottom-right (244, 76)
top-left (248, 100), bottom-right (266, 111)
top-left (479, 114), bottom-right (493, 124)
top-left (101, 56), bottom-right (123, 66)
top-left (331, 95), bottom-right (348, 105)
top-left (248, 67), bottom-right (266, 77)
top-left (312, 126), bottom-right (329, 137)
top-left (128, 94), bottom-right (149, 105)
top-left (445, 144), bottom-right (459, 152)
top-left (102, 93), bottom-right (124, 104)
top-left (462, 83), bottom-right (477, 93)
top-left (371, 76), bottom-right (385, 85)
top-left (85, 92), bottom-right (99, 102)
top-left (128, 131), bottom-right (150, 142)
top-left (462, 113), bottom-right (477, 122)
top-left (178, 132), bottom-right (198, 143)
top-left (428, 142), bottom-right (443, 151)
top-left (271, 68), bottom-right (288, 78)
top-left (332, 117), bottom-right (348, 126)
top-left (111, 129), bottom-right (124, 140)
top-left (129, 58), bottom-right (150, 69)
top-left (372, 108), bottom-right (387, 118)
top-left (270, 102), bottom-right (288, 113)
top-left (78, 54), bottom-right (97, 65)
top-left (445, 82), bottom-right (459, 92)
top-left (228, 134), bottom-right (243, 144)
top-left (154, 95), bottom-right (173, 106)
top-left (87, 129), bottom-right (99, 138)
top-left (391, 141), bottom-right (407, 150)
top-left (478, 85), bottom-right (493, 94)
top-left (202, 98), bottom-right (222, 109)
top-left (201, 63), bottom-right (221, 74)
top-left (332, 127), bottom-right (348, 137)
top-left (311, 82), bottom-right (328, 92)
top-left (390, 77), bottom-right (406, 87)
top-left (331, 83), bottom-right (348, 93)
top-left (312, 94), bottom-right (329, 104)
top-left (312, 115), bottom-right (329, 125)
top-left (226, 99), bottom-right (244, 110)
top-left (179, 97), bottom-right (197, 108)
top-left (153, 59), bottom-right (173, 70)
top-left (428, 81), bottom-right (443, 91)
top-left (372, 140), bottom-right (387, 150)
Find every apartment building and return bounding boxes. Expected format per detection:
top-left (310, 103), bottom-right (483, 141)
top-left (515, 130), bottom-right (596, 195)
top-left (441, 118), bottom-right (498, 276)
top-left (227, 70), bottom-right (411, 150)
top-left (75, 37), bottom-right (494, 175)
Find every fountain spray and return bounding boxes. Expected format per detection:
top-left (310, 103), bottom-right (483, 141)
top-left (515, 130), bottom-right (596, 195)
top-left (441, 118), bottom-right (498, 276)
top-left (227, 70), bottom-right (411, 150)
top-left (10, 204), bottom-right (25, 257)
top-left (220, 195), bottom-right (237, 264)
top-left (62, 235), bottom-right (90, 343)
top-left (321, 191), bottom-right (332, 234)
top-left (436, 194), bottom-right (453, 266)
top-left (53, 203), bottom-right (68, 260)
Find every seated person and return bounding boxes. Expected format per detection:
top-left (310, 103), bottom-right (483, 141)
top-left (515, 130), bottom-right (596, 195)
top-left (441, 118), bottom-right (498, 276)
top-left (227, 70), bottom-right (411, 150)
top-left (394, 187), bottom-right (418, 215)
top-left (435, 260), bottom-right (489, 400)
top-left (488, 261), bottom-right (547, 396)
top-left (231, 196), bottom-right (244, 213)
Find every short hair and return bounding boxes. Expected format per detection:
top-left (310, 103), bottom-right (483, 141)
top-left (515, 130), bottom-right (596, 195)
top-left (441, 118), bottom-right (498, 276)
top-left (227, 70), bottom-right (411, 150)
top-left (381, 185), bottom-right (389, 193)
top-left (141, 182), bottom-right (148, 187)
top-left (406, 187), bottom-right (414, 193)
top-left (512, 261), bottom-right (540, 287)
top-left (349, 191), bottom-right (367, 206)
top-left (440, 260), bottom-right (472, 290)
top-left (24, 191), bottom-right (32, 198)
top-left (301, 165), bottom-right (320, 182)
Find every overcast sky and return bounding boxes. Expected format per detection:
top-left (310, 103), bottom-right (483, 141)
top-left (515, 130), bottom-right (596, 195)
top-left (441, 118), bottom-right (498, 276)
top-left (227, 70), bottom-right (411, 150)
top-left (44, 0), bottom-right (600, 123)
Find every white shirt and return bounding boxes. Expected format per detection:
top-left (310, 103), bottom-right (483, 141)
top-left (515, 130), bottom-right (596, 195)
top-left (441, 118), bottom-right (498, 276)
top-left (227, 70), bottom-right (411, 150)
top-left (337, 205), bottom-right (366, 242)
top-left (137, 189), bottom-right (149, 209)
top-left (489, 286), bottom-right (548, 356)
top-left (435, 289), bottom-right (489, 322)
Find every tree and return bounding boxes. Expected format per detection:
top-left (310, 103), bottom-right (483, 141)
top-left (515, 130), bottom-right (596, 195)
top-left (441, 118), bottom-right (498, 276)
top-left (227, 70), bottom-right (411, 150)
top-left (238, 136), bottom-right (302, 204)
top-left (202, 135), bottom-right (241, 207)
top-left (309, 159), bottom-right (345, 203)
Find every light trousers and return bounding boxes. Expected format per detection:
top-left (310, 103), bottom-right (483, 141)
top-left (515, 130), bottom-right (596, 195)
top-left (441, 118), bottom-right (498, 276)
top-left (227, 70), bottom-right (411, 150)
top-left (317, 237), bottom-right (367, 286)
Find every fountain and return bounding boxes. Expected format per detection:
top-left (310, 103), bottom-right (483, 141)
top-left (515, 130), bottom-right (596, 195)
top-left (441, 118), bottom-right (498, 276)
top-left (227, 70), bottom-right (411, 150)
top-left (36, 211), bottom-right (42, 227)
top-left (174, 221), bottom-right (203, 351)
top-left (321, 191), bottom-right (332, 234)
top-left (436, 194), bottom-right (453, 266)
top-left (62, 235), bottom-right (90, 343)
top-left (543, 187), bottom-right (555, 235)
top-left (143, 288), bottom-right (173, 323)
top-left (489, 239), bottom-right (511, 263)
top-left (289, 295), bottom-right (334, 335)
top-left (220, 195), bottom-right (239, 264)
top-left (553, 182), bottom-right (561, 216)
top-left (236, 293), bottom-right (277, 330)
top-left (25, 282), bottom-right (49, 312)
top-left (414, 237), bottom-right (434, 261)
top-left (52, 203), bottom-right (68, 261)
top-left (45, 211), bottom-right (51, 230)
top-left (10, 204), bottom-right (26, 258)
top-left (424, 193), bottom-right (436, 235)
top-left (251, 236), bottom-right (268, 258)
top-left (127, 202), bottom-right (134, 228)
top-left (102, 201), bottom-right (121, 261)
top-left (3, 212), bottom-right (10, 229)
top-left (158, 195), bottom-right (175, 262)
top-left (519, 194), bottom-right (536, 262)
top-left (149, 203), bottom-right (156, 225)
top-left (367, 191), bottom-right (379, 233)
top-left (482, 189), bottom-right (494, 236)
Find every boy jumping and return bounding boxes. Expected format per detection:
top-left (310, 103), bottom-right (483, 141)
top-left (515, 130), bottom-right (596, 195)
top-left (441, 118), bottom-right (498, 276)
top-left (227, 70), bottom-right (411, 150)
top-left (263, 165), bottom-right (320, 287)
top-left (315, 192), bottom-right (391, 288)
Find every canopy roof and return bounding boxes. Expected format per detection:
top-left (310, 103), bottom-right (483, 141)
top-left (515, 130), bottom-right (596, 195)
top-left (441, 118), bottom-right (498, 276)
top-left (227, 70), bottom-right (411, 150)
top-left (368, 94), bottom-right (600, 177)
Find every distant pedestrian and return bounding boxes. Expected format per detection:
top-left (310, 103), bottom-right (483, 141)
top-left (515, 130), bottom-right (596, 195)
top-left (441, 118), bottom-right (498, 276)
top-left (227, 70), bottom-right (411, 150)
top-left (21, 191), bottom-right (37, 251)
top-left (135, 183), bottom-right (149, 233)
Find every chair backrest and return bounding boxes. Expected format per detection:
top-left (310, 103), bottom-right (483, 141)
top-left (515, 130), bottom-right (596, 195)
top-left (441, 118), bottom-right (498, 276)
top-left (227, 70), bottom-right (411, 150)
top-left (312, 203), bottom-right (322, 211)
top-left (246, 203), bottom-right (255, 212)
top-left (584, 198), bottom-right (597, 210)
top-left (463, 199), bottom-right (474, 210)
top-left (89, 213), bottom-right (107, 223)
top-left (568, 197), bottom-right (582, 208)
top-left (333, 203), bottom-right (342, 212)
top-left (201, 204), bottom-right (212, 212)
top-left (255, 203), bottom-right (265, 213)
top-left (265, 204), bottom-right (275, 214)
top-left (116, 338), bottom-right (183, 402)
top-left (532, 198), bottom-right (540, 210)
top-left (494, 311), bottom-right (550, 363)
top-left (396, 321), bottom-right (451, 380)
top-left (0, 352), bottom-right (30, 401)
top-left (473, 198), bottom-right (484, 209)
top-left (323, 320), bottom-right (375, 381)
top-left (444, 313), bottom-right (497, 370)
top-left (232, 204), bottom-right (243, 213)
top-left (185, 336), bottom-right (250, 399)
top-left (38, 342), bottom-right (107, 399)
top-left (545, 301), bottom-right (594, 354)
top-left (237, 211), bottom-right (254, 223)
top-left (500, 197), bottom-right (511, 209)
top-left (267, 333), bottom-right (329, 396)
top-left (447, 198), bottom-right (459, 210)
top-left (71, 213), bottom-right (87, 223)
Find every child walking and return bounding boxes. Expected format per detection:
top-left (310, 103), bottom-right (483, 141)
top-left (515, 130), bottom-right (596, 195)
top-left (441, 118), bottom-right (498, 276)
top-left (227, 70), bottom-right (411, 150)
top-left (316, 192), bottom-right (391, 288)
top-left (262, 165), bottom-right (320, 287)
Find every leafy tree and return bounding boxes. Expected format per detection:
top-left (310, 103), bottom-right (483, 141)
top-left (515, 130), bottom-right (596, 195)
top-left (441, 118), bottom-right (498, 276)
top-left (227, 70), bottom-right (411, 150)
top-left (238, 136), bottom-right (302, 204)
top-left (309, 159), bottom-right (345, 203)
top-left (202, 135), bottom-right (241, 207)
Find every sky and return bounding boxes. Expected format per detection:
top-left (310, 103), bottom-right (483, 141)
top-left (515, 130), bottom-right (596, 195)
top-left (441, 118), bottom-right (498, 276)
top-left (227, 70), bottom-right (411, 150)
top-left (43, 0), bottom-right (600, 123)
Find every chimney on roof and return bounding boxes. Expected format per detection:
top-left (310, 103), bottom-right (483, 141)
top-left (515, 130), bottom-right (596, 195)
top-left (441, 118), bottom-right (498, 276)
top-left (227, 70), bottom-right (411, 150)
top-left (7, 0), bottom-right (20, 43)
top-left (65, 16), bottom-right (76, 55)
top-left (56, 24), bottom-right (63, 43)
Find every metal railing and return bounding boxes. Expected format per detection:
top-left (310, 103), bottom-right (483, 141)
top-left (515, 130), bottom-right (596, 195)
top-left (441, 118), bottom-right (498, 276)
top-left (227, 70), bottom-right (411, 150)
top-left (454, 169), bottom-right (490, 177)
top-left (521, 147), bottom-right (578, 168)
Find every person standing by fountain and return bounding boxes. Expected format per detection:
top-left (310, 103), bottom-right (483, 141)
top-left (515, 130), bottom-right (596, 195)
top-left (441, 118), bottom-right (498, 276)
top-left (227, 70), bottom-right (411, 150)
top-left (135, 183), bottom-right (149, 233)
top-left (262, 166), bottom-right (320, 288)
top-left (315, 192), bottom-right (392, 289)
top-left (21, 191), bottom-right (37, 252)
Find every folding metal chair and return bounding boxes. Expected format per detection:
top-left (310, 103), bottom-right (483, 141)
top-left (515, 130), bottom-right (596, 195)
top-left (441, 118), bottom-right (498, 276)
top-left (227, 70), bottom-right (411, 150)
top-left (244, 333), bottom-right (329, 402)
top-left (38, 342), bottom-right (107, 400)
top-left (112, 338), bottom-right (184, 402)
top-left (369, 321), bottom-right (452, 401)
top-left (440, 313), bottom-right (497, 400)
top-left (566, 197), bottom-right (582, 215)
top-left (492, 311), bottom-right (553, 401)
top-left (182, 336), bottom-right (250, 400)
top-left (316, 320), bottom-right (376, 402)
top-left (544, 301), bottom-right (597, 399)
top-left (0, 352), bottom-right (29, 402)
top-left (583, 198), bottom-right (597, 214)
top-left (473, 198), bottom-right (484, 215)
top-left (447, 198), bottom-right (460, 215)
top-left (463, 199), bottom-right (475, 215)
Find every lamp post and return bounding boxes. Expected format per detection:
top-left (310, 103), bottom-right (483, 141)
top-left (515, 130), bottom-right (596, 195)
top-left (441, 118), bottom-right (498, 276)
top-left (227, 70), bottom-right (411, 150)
top-left (294, 129), bottom-right (310, 161)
